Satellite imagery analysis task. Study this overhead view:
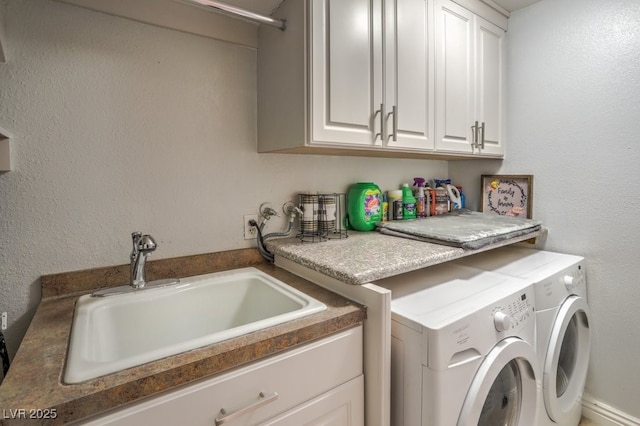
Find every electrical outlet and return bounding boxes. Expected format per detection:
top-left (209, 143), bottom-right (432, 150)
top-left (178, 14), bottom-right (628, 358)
top-left (244, 215), bottom-right (259, 240)
top-left (1, 312), bottom-right (6, 331)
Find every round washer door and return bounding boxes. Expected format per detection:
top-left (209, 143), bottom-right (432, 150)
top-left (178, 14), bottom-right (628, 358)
top-left (458, 337), bottom-right (538, 426)
top-left (543, 295), bottom-right (591, 423)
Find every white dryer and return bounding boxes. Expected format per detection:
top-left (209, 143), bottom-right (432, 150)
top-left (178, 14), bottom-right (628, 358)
top-left (454, 246), bottom-right (591, 426)
top-left (375, 262), bottom-right (538, 426)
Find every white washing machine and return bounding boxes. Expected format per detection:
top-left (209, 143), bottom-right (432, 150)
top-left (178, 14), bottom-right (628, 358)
top-left (375, 262), bottom-right (539, 426)
top-left (454, 246), bottom-right (591, 426)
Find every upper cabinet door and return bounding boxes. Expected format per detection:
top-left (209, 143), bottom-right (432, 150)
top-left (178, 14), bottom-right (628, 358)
top-left (434, 0), bottom-right (475, 154)
top-left (311, 0), bottom-right (383, 147)
top-left (434, 0), bottom-right (505, 157)
top-left (384, 0), bottom-right (435, 151)
top-left (475, 16), bottom-right (505, 156)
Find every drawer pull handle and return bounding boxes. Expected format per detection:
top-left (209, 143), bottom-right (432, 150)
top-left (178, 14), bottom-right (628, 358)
top-left (215, 391), bottom-right (279, 425)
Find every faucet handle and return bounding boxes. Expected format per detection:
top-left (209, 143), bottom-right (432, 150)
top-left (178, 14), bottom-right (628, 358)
top-left (138, 234), bottom-right (157, 252)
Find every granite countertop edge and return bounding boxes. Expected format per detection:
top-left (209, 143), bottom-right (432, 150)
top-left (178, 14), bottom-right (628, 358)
top-left (267, 228), bottom-right (546, 285)
top-left (0, 250), bottom-right (366, 425)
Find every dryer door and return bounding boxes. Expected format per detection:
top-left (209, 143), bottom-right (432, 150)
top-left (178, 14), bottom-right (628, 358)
top-left (543, 295), bottom-right (591, 423)
top-left (458, 337), bottom-right (538, 426)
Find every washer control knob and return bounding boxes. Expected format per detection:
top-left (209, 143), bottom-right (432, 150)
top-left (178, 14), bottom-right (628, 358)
top-left (493, 311), bottom-right (511, 332)
top-left (563, 275), bottom-right (575, 290)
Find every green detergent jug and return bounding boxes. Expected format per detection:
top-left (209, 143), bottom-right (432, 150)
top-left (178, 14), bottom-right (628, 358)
top-left (347, 182), bottom-right (382, 231)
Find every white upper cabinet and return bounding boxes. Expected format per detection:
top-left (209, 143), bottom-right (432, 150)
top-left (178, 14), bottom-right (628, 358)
top-left (259, 0), bottom-right (506, 159)
top-left (310, 0), bottom-right (382, 148)
top-left (384, 0), bottom-right (435, 151)
top-left (434, 1), bottom-right (474, 153)
top-left (434, 0), bottom-right (505, 157)
top-left (258, 0), bottom-right (434, 156)
top-left (475, 14), bottom-right (506, 156)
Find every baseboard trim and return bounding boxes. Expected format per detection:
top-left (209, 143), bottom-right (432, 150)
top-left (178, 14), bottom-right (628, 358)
top-left (582, 393), bottom-right (640, 425)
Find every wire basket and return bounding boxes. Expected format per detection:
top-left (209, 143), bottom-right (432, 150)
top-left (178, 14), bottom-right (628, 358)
top-left (297, 192), bottom-right (348, 243)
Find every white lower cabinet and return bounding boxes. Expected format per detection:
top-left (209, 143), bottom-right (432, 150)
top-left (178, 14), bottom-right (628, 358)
top-left (80, 326), bottom-right (363, 426)
top-left (261, 376), bottom-right (364, 426)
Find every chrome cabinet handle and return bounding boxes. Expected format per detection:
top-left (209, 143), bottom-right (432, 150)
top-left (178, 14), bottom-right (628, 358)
top-left (374, 103), bottom-right (385, 142)
top-left (387, 105), bottom-right (398, 142)
top-left (480, 121), bottom-right (486, 149)
top-left (214, 392), bottom-right (279, 425)
top-left (471, 121), bottom-right (479, 148)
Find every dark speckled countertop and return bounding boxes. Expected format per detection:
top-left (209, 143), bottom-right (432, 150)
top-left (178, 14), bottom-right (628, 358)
top-left (0, 249), bottom-right (365, 425)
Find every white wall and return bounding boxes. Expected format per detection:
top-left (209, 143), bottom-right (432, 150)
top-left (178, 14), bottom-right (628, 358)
top-left (451, 0), bottom-right (640, 419)
top-left (0, 0), bottom-right (448, 357)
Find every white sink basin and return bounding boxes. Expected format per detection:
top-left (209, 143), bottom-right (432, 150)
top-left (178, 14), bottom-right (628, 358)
top-left (64, 267), bottom-right (327, 384)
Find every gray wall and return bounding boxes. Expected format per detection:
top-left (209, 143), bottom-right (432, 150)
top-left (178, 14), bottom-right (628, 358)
top-left (2, 0), bottom-right (640, 420)
top-left (451, 0), bottom-right (640, 419)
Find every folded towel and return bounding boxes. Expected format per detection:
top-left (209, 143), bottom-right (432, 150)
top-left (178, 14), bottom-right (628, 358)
top-left (376, 209), bottom-right (541, 250)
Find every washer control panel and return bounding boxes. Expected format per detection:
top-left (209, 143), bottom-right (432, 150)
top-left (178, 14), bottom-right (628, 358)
top-left (491, 291), bottom-right (533, 333)
top-left (539, 260), bottom-right (586, 304)
top-left (562, 262), bottom-right (586, 292)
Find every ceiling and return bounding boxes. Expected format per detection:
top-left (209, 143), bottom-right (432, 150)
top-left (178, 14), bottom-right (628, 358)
top-left (221, 0), bottom-right (542, 16)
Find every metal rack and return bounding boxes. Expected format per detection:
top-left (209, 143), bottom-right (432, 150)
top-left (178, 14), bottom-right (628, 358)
top-left (297, 193), bottom-right (348, 243)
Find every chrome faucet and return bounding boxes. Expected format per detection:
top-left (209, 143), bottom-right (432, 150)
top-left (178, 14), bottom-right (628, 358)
top-left (91, 232), bottom-right (179, 297)
top-left (130, 232), bottom-right (157, 289)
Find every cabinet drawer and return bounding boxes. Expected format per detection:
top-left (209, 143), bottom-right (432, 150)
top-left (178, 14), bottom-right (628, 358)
top-left (261, 375), bottom-right (364, 425)
top-left (81, 326), bottom-right (363, 425)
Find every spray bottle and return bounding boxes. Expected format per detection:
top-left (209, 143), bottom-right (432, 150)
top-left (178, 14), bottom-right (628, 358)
top-left (401, 183), bottom-right (417, 220)
top-left (413, 178), bottom-right (426, 218)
